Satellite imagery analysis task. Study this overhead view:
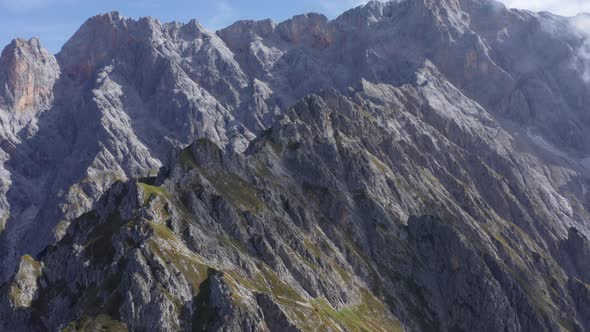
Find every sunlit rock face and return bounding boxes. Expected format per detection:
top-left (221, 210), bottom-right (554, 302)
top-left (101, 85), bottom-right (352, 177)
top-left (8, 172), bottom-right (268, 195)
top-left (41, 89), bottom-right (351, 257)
top-left (0, 38), bottom-right (59, 114)
top-left (1, 1), bottom-right (590, 330)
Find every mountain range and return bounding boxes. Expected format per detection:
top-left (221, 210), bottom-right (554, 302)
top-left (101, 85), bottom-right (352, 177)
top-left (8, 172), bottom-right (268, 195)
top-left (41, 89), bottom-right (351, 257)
top-left (1, 0), bottom-right (590, 331)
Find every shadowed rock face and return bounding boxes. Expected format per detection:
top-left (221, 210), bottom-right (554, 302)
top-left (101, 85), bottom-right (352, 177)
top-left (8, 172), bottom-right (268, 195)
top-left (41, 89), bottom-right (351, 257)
top-left (1, 0), bottom-right (590, 331)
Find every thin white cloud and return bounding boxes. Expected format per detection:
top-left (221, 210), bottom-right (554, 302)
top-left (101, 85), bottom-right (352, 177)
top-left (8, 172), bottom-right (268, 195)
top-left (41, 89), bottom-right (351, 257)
top-left (571, 15), bottom-right (590, 82)
top-left (318, 0), bottom-right (590, 17)
top-left (500, 0), bottom-right (590, 16)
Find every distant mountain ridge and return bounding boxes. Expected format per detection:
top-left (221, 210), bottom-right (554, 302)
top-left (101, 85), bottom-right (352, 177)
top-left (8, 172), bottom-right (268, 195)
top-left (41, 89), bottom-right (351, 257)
top-left (1, 0), bottom-right (590, 330)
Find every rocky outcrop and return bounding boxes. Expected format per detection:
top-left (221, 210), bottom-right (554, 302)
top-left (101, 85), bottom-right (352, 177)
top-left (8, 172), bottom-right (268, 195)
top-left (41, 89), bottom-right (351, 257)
top-left (407, 215), bottom-right (522, 332)
top-left (0, 254), bottom-right (42, 331)
top-left (568, 278), bottom-right (590, 329)
top-left (561, 227), bottom-right (590, 283)
top-left (0, 38), bottom-right (59, 114)
top-left (6, 254), bottom-right (42, 308)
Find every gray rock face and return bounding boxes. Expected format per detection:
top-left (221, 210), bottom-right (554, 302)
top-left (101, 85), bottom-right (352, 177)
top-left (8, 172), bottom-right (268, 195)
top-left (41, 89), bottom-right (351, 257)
top-left (0, 78), bottom-right (587, 331)
top-left (1, 0), bottom-right (590, 331)
top-left (561, 227), bottom-right (590, 283)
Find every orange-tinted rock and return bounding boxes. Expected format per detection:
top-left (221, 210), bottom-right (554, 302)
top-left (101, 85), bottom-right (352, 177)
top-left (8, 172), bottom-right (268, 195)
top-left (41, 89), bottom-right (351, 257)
top-left (0, 38), bottom-right (59, 113)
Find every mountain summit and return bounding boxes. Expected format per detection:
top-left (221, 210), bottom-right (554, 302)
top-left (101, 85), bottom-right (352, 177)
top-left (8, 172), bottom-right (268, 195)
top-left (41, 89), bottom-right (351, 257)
top-left (0, 38), bottom-right (59, 113)
top-left (1, 0), bottom-right (590, 331)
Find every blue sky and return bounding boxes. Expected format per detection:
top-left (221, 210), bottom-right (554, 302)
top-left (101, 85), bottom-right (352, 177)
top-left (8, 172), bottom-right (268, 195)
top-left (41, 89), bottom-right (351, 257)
top-left (1, 0), bottom-right (589, 53)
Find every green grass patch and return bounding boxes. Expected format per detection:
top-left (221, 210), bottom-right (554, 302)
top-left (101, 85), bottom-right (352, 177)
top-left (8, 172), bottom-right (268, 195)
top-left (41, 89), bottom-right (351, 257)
top-left (147, 239), bottom-right (209, 294)
top-left (148, 221), bottom-right (176, 242)
top-left (303, 238), bottom-right (323, 258)
top-left (206, 172), bottom-right (265, 213)
top-left (309, 288), bottom-right (403, 332)
top-left (368, 152), bottom-right (389, 174)
top-left (63, 314), bottom-right (128, 332)
top-left (254, 160), bottom-right (274, 179)
top-left (221, 263), bottom-right (403, 332)
top-left (331, 261), bottom-right (353, 283)
top-left (159, 284), bottom-right (183, 313)
top-left (261, 267), bottom-right (305, 302)
top-left (180, 147), bottom-right (199, 169)
top-left (137, 183), bottom-right (171, 207)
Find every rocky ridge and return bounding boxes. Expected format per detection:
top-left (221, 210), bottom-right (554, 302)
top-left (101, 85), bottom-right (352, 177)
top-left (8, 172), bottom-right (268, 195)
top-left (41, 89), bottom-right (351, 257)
top-left (1, 0), bottom-right (590, 331)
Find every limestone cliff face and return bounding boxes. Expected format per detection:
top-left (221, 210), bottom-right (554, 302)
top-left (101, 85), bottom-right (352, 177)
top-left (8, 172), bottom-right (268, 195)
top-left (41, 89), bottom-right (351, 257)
top-left (0, 38), bottom-right (59, 114)
top-left (1, 0), bottom-right (590, 331)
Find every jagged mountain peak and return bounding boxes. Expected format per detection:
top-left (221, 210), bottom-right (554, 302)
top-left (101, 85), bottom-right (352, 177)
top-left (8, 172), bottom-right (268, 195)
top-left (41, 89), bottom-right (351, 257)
top-left (0, 38), bottom-right (46, 69)
top-left (4, 37), bottom-right (42, 52)
top-left (183, 18), bottom-right (209, 33)
top-left (219, 18), bottom-right (277, 42)
top-left (0, 37), bottom-right (59, 113)
top-left (84, 10), bottom-right (128, 28)
top-left (56, 10), bottom-right (226, 83)
top-left (1, 1), bottom-right (590, 331)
